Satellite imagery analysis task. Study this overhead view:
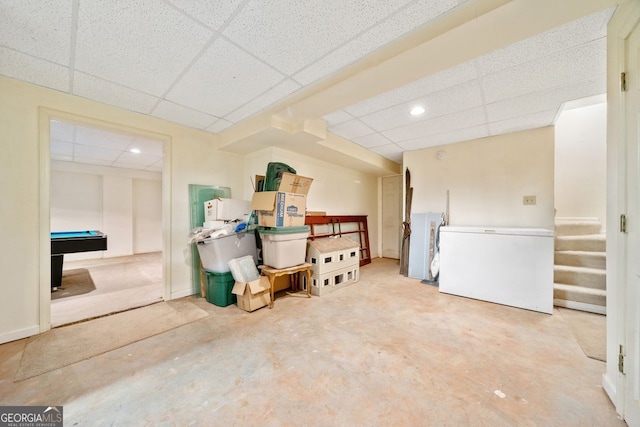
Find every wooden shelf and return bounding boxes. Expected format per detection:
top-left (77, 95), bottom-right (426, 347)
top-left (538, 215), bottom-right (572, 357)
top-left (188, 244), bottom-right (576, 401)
top-left (305, 215), bottom-right (371, 266)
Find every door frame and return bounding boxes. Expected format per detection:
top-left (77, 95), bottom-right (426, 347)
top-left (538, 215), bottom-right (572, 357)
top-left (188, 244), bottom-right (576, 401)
top-left (604, 0), bottom-right (640, 419)
top-left (380, 174), bottom-right (403, 259)
top-left (38, 108), bottom-right (173, 333)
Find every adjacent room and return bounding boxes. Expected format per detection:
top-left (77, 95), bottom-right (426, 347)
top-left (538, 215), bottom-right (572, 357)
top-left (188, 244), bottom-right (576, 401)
top-left (1, 0), bottom-right (638, 425)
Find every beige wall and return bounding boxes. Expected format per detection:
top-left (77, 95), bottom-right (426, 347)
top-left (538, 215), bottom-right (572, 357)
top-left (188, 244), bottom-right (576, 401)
top-left (555, 102), bottom-right (607, 227)
top-left (243, 147), bottom-right (380, 258)
top-left (0, 76), bottom-right (244, 343)
top-left (50, 160), bottom-right (164, 259)
top-left (403, 127), bottom-right (555, 230)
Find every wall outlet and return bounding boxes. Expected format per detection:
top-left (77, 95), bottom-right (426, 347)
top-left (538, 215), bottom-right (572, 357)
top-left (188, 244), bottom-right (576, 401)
top-left (523, 195), bottom-right (536, 205)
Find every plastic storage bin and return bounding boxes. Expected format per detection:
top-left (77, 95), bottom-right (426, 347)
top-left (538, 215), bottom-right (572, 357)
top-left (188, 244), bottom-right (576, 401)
top-left (197, 230), bottom-right (257, 273)
top-left (258, 226), bottom-right (310, 269)
top-left (205, 271), bottom-right (236, 307)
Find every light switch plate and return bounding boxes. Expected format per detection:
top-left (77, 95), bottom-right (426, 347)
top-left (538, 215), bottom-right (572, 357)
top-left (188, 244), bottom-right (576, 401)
top-left (523, 195), bottom-right (536, 205)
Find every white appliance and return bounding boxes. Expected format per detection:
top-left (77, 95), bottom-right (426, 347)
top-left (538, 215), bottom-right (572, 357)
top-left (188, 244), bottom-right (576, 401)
top-left (439, 226), bottom-right (554, 314)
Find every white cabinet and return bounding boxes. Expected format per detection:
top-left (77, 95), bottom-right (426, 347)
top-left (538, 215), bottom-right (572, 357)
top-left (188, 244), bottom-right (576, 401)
top-left (439, 226), bottom-right (554, 314)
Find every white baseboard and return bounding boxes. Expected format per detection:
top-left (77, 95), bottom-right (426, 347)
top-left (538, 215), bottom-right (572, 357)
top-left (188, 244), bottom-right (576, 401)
top-left (170, 288), bottom-right (194, 300)
top-left (602, 373), bottom-right (617, 411)
top-left (554, 299), bottom-right (606, 314)
top-left (555, 217), bottom-right (600, 223)
top-left (0, 325), bottom-right (39, 344)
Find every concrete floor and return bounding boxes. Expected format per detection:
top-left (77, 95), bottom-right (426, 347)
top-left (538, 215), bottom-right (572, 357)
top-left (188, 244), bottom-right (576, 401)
top-left (0, 258), bottom-right (624, 426)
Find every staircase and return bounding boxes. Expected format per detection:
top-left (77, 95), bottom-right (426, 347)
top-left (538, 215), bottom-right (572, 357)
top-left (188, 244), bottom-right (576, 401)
top-left (553, 218), bottom-right (606, 314)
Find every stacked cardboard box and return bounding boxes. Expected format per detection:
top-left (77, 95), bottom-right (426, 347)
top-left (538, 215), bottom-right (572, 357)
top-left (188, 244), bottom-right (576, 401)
top-left (252, 171), bottom-right (313, 270)
top-left (251, 172), bottom-right (313, 227)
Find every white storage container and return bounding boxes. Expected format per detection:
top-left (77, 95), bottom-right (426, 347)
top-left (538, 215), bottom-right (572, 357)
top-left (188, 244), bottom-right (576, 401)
top-left (204, 198), bottom-right (252, 221)
top-left (258, 226), bottom-right (310, 269)
top-left (197, 231), bottom-right (257, 273)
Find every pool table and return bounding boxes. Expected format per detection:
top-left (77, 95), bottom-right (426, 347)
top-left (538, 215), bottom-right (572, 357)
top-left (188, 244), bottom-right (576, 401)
top-left (51, 230), bottom-right (108, 290)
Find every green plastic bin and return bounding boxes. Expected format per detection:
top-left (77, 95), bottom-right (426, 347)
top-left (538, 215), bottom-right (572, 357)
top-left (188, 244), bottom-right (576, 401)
top-left (204, 270), bottom-right (237, 307)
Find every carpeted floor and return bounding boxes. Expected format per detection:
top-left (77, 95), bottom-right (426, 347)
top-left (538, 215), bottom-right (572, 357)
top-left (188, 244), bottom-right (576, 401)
top-left (51, 268), bottom-right (96, 300)
top-left (51, 252), bottom-right (163, 327)
top-left (557, 307), bottom-right (606, 361)
top-left (15, 299), bottom-right (209, 381)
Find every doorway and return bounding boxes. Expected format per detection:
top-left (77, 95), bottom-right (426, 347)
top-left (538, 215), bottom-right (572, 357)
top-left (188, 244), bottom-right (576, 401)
top-left (381, 175), bottom-right (402, 259)
top-left (49, 119), bottom-right (164, 327)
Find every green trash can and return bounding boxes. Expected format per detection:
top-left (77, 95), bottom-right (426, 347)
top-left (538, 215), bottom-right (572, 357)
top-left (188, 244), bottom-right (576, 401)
top-left (204, 270), bottom-right (237, 307)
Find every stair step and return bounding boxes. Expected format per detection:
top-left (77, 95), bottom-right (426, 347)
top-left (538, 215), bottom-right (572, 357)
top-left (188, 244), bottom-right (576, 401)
top-left (555, 221), bottom-right (602, 236)
top-left (554, 251), bottom-right (606, 269)
top-left (554, 265), bottom-right (606, 290)
top-left (555, 234), bottom-right (605, 252)
top-left (553, 283), bottom-right (606, 307)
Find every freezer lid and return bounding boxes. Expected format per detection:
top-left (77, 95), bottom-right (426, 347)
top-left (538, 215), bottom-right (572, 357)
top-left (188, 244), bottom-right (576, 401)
top-left (441, 226), bottom-right (553, 237)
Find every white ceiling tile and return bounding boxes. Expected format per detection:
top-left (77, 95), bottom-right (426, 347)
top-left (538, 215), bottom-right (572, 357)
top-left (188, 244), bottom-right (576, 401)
top-left (151, 100), bottom-right (218, 129)
top-left (399, 125), bottom-right (489, 150)
top-left (50, 120), bottom-right (75, 143)
top-left (50, 140), bottom-right (74, 159)
top-left (165, 0), bottom-right (243, 30)
top-left (225, 79), bottom-right (301, 123)
top-left (352, 133), bottom-right (392, 148)
top-left (73, 144), bottom-right (122, 162)
top-left (383, 107), bottom-right (486, 142)
top-left (476, 8), bottom-right (613, 76)
top-left (383, 152), bottom-right (403, 163)
top-left (167, 38), bottom-right (284, 117)
top-left (359, 80), bottom-right (483, 131)
top-left (293, 0), bottom-right (459, 85)
top-left (74, 124), bottom-right (135, 150)
top-left (145, 162), bottom-right (164, 172)
top-left (127, 138), bottom-right (164, 157)
top-left (329, 119), bottom-right (376, 140)
top-left (0, 47), bottom-right (69, 91)
top-left (0, 0), bottom-right (72, 65)
top-left (323, 110), bottom-right (353, 126)
top-left (72, 157), bottom-right (114, 167)
top-left (50, 153), bottom-right (73, 162)
top-left (370, 143), bottom-right (403, 162)
top-left (113, 151), bottom-right (163, 167)
top-left (344, 62), bottom-right (477, 117)
top-left (488, 109), bottom-right (557, 135)
top-left (73, 72), bottom-right (159, 114)
top-left (486, 76), bottom-right (606, 122)
top-left (482, 38), bottom-right (606, 104)
top-left (223, 0), bottom-right (414, 76)
top-left (74, 0), bottom-right (212, 96)
top-left (207, 119), bottom-right (233, 133)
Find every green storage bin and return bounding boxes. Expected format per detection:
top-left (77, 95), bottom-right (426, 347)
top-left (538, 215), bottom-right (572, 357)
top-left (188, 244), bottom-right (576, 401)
top-left (204, 270), bottom-right (237, 307)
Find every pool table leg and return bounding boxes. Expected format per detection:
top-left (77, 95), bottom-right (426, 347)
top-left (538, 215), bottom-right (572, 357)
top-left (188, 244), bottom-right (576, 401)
top-left (51, 254), bottom-right (64, 290)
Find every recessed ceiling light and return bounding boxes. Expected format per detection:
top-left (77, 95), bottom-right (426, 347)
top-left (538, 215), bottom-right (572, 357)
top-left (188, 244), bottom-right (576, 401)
top-left (410, 106), bottom-right (425, 116)
top-left (129, 148), bottom-right (141, 154)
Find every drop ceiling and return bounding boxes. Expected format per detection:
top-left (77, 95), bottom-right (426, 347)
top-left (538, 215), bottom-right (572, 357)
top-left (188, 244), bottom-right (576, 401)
top-left (0, 0), bottom-right (618, 171)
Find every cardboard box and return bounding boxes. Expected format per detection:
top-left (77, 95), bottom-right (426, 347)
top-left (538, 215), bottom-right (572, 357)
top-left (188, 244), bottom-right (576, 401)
top-left (277, 173), bottom-right (313, 195)
top-left (204, 198), bottom-right (252, 221)
top-left (251, 191), bottom-right (307, 227)
top-left (251, 173), bottom-right (313, 227)
top-left (232, 276), bottom-right (271, 312)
